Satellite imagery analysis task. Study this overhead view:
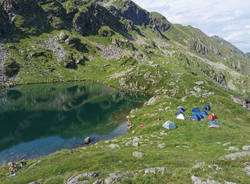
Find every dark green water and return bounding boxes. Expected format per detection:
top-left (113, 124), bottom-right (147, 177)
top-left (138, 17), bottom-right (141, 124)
top-left (0, 82), bottom-right (147, 164)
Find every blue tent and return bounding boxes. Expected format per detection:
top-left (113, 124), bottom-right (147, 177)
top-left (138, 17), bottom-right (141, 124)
top-left (163, 121), bottom-right (176, 130)
top-left (176, 111), bottom-right (183, 116)
top-left (203, 105), bottom-right (211, 111)
top-left (200, 111), bottom-right (208, 116)
top-left (190, 114), bottom-right (201, 121)
top-left (192, 108), bottom-right (200, 114)
top-left (198, 114), bottom-right (204, 119)
top-left (208, 120), bottom-right (220, 128)
top-left (177, 107), bottom-right (185, 113)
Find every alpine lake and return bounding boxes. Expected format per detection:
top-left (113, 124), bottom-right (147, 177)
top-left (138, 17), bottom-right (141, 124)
top-left (0, 82), bottom-right (149, 164)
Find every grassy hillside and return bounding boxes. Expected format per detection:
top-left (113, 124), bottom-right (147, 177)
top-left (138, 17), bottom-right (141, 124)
top-left (0, 0), bottom-right (249, 183)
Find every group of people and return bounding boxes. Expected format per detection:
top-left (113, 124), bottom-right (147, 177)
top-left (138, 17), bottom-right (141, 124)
top-left (8, 160), bottom-right (26, 176)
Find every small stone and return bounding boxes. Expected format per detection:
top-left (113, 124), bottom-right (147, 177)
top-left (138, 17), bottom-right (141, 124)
top-left (228, 147), bottom-right (239, 151)
top-left (104, 173), bottom-right (122, 184)
top-left (223, 142), bottom-right (231, 146)
top-left (84, 137), bottom-right (91, 144)
top-left (93, 179), bottom-right (104, 184)
top-left (191, 176), bottom-right (221, 184)
top-left (242, 145), bottom-right (250, 151)
top-left (165, 106), bottom-right (170, 111)
top-left (224, 151), bottom-right (250, 160)
top-left (224, 181), bottom-right (237, 184)
top-left (195, 81), bottom-right (204, 85)
top-left (192, 162), bottom-right (205, 169)
top-left (67, 172), bottom-right (99, 184)
top-left (109, 144), bottom-right (120, 149)
top-left (193, 86), bottom-right (202, 93)
top-left (158, 143), bottom-right (165, 149)
top-left (132, 151), bottom-right (145, 158)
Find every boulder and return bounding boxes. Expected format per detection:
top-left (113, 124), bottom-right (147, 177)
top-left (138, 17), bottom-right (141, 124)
top-left (67, 172), bottom-right (99, 184)
top-left (224, 151), bottom-right (250, 160)
top-left (191, 176), bottom-right (221, 184)
top-left (84, 137), bottom-right (91, 144)
top-left (104, 173), bottom-right (123, 184)
top-left (109, 144), bottom-right (120, 149)
top-left (242, 145), bottom-right (250, 151)
top-left (132, 151), bottom-right (145, 158)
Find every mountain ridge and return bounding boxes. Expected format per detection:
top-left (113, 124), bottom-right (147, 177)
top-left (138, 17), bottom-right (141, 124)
top-left (0, 0), bottom-right (250, 183)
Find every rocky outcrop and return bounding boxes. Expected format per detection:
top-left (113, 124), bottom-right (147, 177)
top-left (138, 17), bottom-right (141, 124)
top-left (246, 52), bottom-right (250, 59)
top-left (231, 96), bottom-right (250, 110)
top-left (40, 36), bottom-right (66, 62)
top-left (0, 6), bottom-right (12, 35)
top-left (119, 1), bottom-right (150, 25)
top-left (190, 39), bottom-right (209, 55)
top-left (73, 4), bottom-right (127, 36)
top-left (149, 12), bottom-right (171, 32)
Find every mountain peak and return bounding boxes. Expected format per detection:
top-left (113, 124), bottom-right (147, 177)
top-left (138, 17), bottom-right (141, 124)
top-left (211, 35), bottom-right (244, 56)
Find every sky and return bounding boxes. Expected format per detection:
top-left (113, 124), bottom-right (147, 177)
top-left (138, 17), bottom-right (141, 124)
top-left (133, 0), bottom-right (250, 53)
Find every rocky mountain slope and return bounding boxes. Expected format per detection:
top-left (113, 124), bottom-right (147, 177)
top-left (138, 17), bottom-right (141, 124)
top-left (246, 52), bottom-right (250, 59)
top-left (0, 0), bottom-right (250, 183)
top-left (211, 35), bottom-right (245, 56)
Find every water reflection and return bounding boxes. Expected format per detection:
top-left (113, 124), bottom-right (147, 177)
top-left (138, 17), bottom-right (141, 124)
top-left (0, 82), bottom-right (147, 164)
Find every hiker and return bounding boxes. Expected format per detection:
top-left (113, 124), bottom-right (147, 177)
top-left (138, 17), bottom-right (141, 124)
top-left (20, 160), bottom-right (27, 168)
top-left (127, 119), bottom-right (132, 130)
top-left (8, 162), bottom-right (18, 175)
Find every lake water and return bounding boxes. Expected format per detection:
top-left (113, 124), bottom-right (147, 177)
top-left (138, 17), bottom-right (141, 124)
top-left (0, 82), bottom-right (147, 164)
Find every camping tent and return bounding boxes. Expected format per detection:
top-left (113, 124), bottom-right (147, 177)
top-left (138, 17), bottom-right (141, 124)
top-left (208, 120), bottom-right (220, 128)
top-left (203, 105), bottom-right (211, 111)
top-left (190, 114), bottom-right (201, 121)
top-left (197, 114), bottom-right (204, 120)
top-left (177, 107), bottom-right (185, 113)
top-left (200, 111), bottom-right (208, 116)
top-left (192, 108), bottom-right (200, 114)
top-left (176, 113), bottom-right (186, 120)
top-left (163, 121), bottom-right (176, 130)
top-left (207, 114), bottom-right (217, 120)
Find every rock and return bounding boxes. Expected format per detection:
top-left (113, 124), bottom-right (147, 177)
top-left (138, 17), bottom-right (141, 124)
top-left (132, 151), bottom-right (145, 158)
top-left (244, 166), bottom-right (250, 176)
top-left (192, 162), bottom-right (205, 169)
top-left (224, 181), bottom-right (237, 184)
top-left (231, 96), bottom-right (250, 110)
top-left (242, 145), bottom-right (250, 151)
top-left (142, 167), bottom-right (168, 175)
top-left (84, 137), bottom-right (91, 144)
top-left (64, 60), bottom-right (77, 69)
top-left (132, 141), bottom-right (139, 147)
top-left (243, 162), bottom-right (250, 176)
top-left (191, 176), bottom-right (221, 184)
top-left (67, 172), bottom-right (99, 184)
top-left (40, 36), bottom-right (66, 62)
top-left (28, 182), bottom-right (40, 184)
top-left (58, 32), bottom-right (69, 41)
top-left (109, 144), bottom-right (120, 149)
top-left (193, 86), bottom-right (202, 93)
top-left (158, 143), bottom-right (165, 149)
top-left (195, 81), bottom-right (204, 85)
top-left (223, 142), bottom-right (232, 146)
top-left (104, 173), bottom-right (122, 184)
top-left (145, 96), bottom-right (159, 105)
top-left (165, 106), bottom-right (170, 111)
top-left (227, 147), bottom-right (239, 151)
top-left (148, 61), bottom-right (160, 68)
top-left (224, 151), bottom-right (250, 160)
top-left (93, 179), bottom-right (104, 184)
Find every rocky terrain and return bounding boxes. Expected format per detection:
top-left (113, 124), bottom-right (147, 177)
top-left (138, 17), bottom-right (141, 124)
top-left (0, 0), bottom-right (250, 183)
